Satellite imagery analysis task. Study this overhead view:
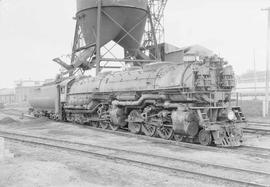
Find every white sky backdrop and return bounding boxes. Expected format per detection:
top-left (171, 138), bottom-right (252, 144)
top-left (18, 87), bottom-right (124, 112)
top-left (0, 0), bottom-right (270, 88)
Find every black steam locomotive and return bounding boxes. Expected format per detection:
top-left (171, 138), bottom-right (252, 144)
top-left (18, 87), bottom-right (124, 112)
top-left (29, 56), bottom-right (246, 147)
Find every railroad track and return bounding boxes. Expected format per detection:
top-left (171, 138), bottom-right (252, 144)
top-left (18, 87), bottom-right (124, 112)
top-left (2, 109), bottom-right (270, 135)
top-left (248, 122), bottom-right (270, 126)
top-left (244, 121), bottom-right (270, 135)
top-left (3, 108), bottom-right (270, 136)
top-left (237, 145), bottom-right (270, 158)
top-left (86, 125), bottom-right (270, 159)
top-left (0, 109), bottom-right (35, 119)
top-left (0, 131), bottom-right (269, 187)
top-left (244, 128), bottom-right (270, 135)
top-left (2, 109), bottom-right (270, 159)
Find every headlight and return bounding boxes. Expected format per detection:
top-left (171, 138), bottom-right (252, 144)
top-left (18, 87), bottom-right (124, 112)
top-left (227, 110), bottom-right (236, 121)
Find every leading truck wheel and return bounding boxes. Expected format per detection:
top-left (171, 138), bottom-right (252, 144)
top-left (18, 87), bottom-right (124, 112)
top-left (198, 129), bottom-right (212, 146)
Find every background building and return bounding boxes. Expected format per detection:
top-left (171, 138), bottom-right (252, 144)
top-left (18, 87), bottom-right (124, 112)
top-left (0, 88), bottom-right (15, 104)
top-left (14, 80), bottom-right (42, 104)
top-left (236, 71), bottom-right (268, 117)
top-left (236, 70), bottom-right (266, 98)
top-left (159, 43), bottom-right (214, 63)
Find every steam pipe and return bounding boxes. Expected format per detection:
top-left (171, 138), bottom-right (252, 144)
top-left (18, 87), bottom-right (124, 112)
top-left (163, 101), bottom-right (186, 109)
top-left (112, 94), bottom-right (167, 106)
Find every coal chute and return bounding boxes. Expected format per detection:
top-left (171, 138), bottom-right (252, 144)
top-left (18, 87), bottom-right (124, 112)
top-left (72, 0), bottom-right (148, 70)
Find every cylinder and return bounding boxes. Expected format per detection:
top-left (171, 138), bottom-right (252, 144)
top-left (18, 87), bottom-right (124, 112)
top-left (172, 110), bottom-right (199, 137)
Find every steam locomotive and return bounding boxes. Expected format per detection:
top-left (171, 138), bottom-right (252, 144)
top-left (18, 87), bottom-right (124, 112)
top-left (29, 55), bottom-right (246, 147)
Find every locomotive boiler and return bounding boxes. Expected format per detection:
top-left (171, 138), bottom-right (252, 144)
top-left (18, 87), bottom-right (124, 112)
top-left (29, 56), bottom-right (246, 147)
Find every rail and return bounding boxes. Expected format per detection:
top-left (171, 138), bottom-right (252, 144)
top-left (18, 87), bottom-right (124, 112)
top-left (0, 130), bottom-right (269, 187)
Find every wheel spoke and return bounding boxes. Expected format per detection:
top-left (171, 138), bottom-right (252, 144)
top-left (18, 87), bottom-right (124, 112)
top-left (100, 121), bottom-right (109, 129)
top-left (142, 124), bottom-right (157, 137)
top-left (164, 128), bottom-right (169, 136)
top-left (157, 127), bottom-right (174, 140)
top-left (128, 110), bottom-right (142, 134)
top-left (128, 122), bottom-right (141, 134)
top-left (109, 123), bottom-right (119, 131)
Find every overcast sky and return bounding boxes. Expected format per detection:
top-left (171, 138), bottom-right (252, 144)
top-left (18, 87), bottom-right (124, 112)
top-left (0, 0), bottom-right (270, 88)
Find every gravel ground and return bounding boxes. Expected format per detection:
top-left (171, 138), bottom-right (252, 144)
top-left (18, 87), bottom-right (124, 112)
top-left (0, 141), bottom-right (228, 187)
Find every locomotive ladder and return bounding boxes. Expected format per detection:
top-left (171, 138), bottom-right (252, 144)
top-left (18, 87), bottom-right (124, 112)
top-left (232, 107), bottom-right (246, 121)
top-left (197, 110), bottom-right (210, 126)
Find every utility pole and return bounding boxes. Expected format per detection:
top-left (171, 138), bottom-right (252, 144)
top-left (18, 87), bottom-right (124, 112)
top-left (262, 8), bottom-right (270, 116)
top-left (96, 0), bottom-right (102, 76)
top-left (253, 49), bottom-right (257, 100)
